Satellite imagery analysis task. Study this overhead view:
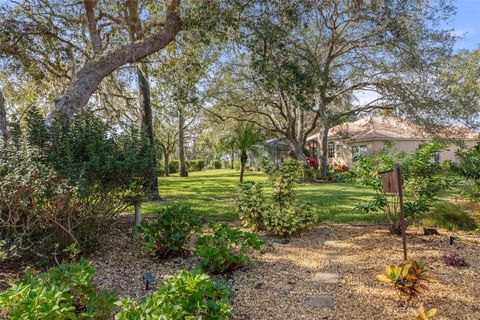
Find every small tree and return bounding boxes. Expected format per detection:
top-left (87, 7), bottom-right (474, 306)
top-left (353, 141), bottom-right (457, 234)
top-left (224, 123), bottom-right (264, 183)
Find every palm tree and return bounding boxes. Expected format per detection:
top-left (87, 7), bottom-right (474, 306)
top-left (226, 123), bottom-right (264, 183)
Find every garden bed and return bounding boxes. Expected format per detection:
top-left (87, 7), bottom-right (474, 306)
top-left (88, 215), bottom-right (480, 320)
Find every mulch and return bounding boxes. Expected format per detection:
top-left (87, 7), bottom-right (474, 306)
top-left (88, 215), bottom-right (480, 320)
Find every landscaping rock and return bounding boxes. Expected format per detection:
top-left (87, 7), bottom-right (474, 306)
top-left (303, 295), bottom-right (335, 309)
top-left (314, 272), bottom-right (339, 283)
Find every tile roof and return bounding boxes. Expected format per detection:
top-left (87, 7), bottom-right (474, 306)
top-left (308, 116), bottom-right (478, 142)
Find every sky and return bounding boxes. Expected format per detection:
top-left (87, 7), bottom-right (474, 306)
top-left (450, 0), bottom-right (480, 51)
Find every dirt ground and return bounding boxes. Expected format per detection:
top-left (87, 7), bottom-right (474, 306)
top-left (88, 215), bottom-right (480, 320)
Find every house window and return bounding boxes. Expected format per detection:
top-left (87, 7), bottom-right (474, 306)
top-left (327, 141), bottom-right (335, 158)
top-left (352, 145), bottom-right (367, 160)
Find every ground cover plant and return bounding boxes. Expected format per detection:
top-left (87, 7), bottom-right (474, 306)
top-left (194, 223), bottom-right (264, 274)
top-left (116, 270), bottom-right (232, 320)
top-left (139, 204), bottom-right (203, 258)
top-left (0, 258), bottom-right (117, 319)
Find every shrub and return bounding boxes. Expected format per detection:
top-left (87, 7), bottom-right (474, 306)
top-left (186, 159), bottom-right (206, 172)
top-left (237, 182), bottom-right (267, 229)
top-left (302, 166), bottom-right (318, 181)
top-left (417, 202), bottom-right (477, 231)
top-left (139, 205), bottom-right (202, 258)
top-left (194, 224), bottom-right (264, 274)
top-left (0, 258), bottom-right (117, 319)
top-left (442, 253), bottom-right (468, 267)
top-left (305, 156), bottom-right (318, 168)
top-left (0, 110), bottom-right (149, 257)
top-left (352, 141), bottom-right (457, 234)
top-left (168, 160), bottom-right (179, 174)
top-left (377, 260), bottom-right (433, 303)
top-left (116, 270), bottom-right (232, 320)
top-left (263, 202), bottom-right (316, 237)
top-left (258, 159), bottom-right (317, 237)
top-left (211, 159), bottom-right (222, 169)
top-left (453, 139), bottom-right (480, 201)
top-left (233, 160), bottom-right (242, 170)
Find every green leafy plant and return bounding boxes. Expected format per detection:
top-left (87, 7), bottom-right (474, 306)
top-left (237, 182), bottom-right (267, 229)
top-left (263, 202), bottom-right (316, 238)
top-left (454, 139), bottom-right (480, 201)
top-left (115, 270), bottom-right (232, 320)
top-left (168, 160), bottom-right (179, 174)
top-left (353, 141), bottom-right (457, 234)
top-left (377, 260), bottom-right (433, 303)
top-left (194, 224), bottom-right (264, 274)
top-left (258, 159), bottom-right (317, 237)
top-left (0, 111), bottom-right (152, 257)
top-left (186, 159), bottom-right (206, 172)
top-left (139, 205), bottom-right (202, 258)
top-left (0, 258), bottom-right (117, 319)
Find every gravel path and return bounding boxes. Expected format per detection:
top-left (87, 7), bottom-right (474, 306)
top-left (89, 215), bottom-right (480, 319)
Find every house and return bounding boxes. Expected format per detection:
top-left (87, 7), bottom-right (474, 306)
top-left (306, 116), bottom-right (478, 168)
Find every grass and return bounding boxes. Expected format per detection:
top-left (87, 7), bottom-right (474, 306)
top-left (142, 169), bottom-right (383, 223)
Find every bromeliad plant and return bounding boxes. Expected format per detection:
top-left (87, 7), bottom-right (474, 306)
top-left (139, 204), bottom-right (202, 258)
top-left (377, 260), bottom-right (433, 304)
top-left (115, 270), bottom-right (232, 320)
top-left (194, 223), bottom-right (264, 274)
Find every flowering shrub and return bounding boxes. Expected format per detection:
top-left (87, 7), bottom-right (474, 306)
top-left (306, 156), bottom-right (318, 168)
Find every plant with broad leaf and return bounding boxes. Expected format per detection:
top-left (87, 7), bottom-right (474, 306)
top-left (194, 223), bottom-right (264, 274)
top-left (413, 304), bottom-right (437, 319)
top-left (377, 260), bottom-right (433, 303)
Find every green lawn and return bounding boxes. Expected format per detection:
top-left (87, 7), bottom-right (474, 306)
top-left (142, 169), bottom-right (383, 223)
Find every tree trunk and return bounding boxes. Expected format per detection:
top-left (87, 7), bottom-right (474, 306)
top-left (46, 0), bottom-right (182, 122)
top-left (318, 126), bottom-right (329, 178)
top-left (240, 150), bottom-right (247, 183)
top-left (178, 108), bottom-right (188, 177)
top-left (163, 149), bottom-right (170, 176)
top-left (137, 64), bottom-right (160, 200)
top-left (231, 148), bottom-right (235, 169)
top-left (293, 141), bottom-right (306, 162)
top-left (0, 90), bottom-right (7, 146)
top-left (133, 203), bottom-right (142, 239)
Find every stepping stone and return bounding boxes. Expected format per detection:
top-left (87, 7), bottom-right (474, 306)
top-left (303, 295), bottom-right (334, 309)
top-left (314, 272), bottom-right (340, 283)
top-left (322, 240), bottom-right (339, 246)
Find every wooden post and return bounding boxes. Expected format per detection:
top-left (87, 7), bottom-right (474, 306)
top-left (395, 167), bottom-right (407, 261)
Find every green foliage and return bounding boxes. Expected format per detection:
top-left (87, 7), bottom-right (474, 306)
top-left (186, 159), bottom-right (206, 172)
top-left (453, 139), bottom-right (480, 201)
top-left (417, 202), bottom-right (477, 231)
top-left (115, 270), bottom-right (232, 320)
top-left (377, 260), bottom-right (433, 303)
top-left (139, 205), bottom-right (202, 258)
top-left (352, 141), bottom-right (456, 225)
top-left (263, 202), bottom-right (316, 238)
top-left (168, 160), bottom-right (179, 174)
top-left (302, 166), bottom-right (319, 182)
top-left (0, 111), bottom-right (150, 256)
top-left (256, 159), bottom-right (317, 237)
top-left (0, 258), bottom-right (117, 320)
top-left (233, 160), bottom-right (242, 171)
top-left (211, 159), bottom-right (222, 169)
top-left (237, 182), bottom-right (267, 229)
top-left (194, 224), bottom-right (263, 274)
